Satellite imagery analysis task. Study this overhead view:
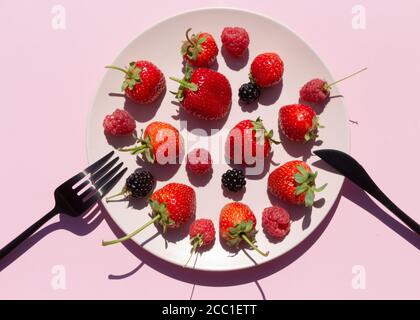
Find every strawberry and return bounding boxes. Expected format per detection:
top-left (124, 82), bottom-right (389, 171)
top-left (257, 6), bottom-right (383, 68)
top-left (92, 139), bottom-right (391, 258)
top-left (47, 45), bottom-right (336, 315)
top-left (250, 52), bottom-right (284, 88)
top-left (184, 218), bottom-right (216, 267)
top-left (102, 183), bottom-right (196, 246)
top-left (279, 104), bottom-right (323, 142)
top-left (120, 121), bottom-right (183, 164)
top-left (106, 60), bottom-right (165, 104)
top-left (181, 28), bottom-right (218, 67)
top-left (300, 67), bottom-right (367, 104)
top-left (219, 202), bottom-right (269, 257)
top-left (225, 117), bottom-right (279, 165)
top-left (268, 161), bottom-right (327, 207)
top-left (170, 65), bottom-right (232, 120)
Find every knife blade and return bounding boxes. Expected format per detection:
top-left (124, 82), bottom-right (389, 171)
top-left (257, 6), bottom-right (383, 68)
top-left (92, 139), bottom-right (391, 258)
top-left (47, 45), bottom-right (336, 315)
top-left (313, 149), bottom-right (420, 234)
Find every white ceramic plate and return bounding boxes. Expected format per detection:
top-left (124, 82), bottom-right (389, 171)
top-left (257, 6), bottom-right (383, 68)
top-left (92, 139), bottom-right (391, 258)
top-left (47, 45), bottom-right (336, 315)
top-left (87, 8), bottom-right (349, 271)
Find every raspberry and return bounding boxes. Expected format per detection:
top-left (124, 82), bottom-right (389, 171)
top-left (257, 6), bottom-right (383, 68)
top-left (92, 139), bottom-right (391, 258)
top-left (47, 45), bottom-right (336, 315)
top-left (299, 79), bottom-right (330, 103)
top-left (262, 206), bottom-right (291, 239)
top-left (103, 109), bottom-right (136, 136)
top-left (186, 148), bottom-right (212, 175)
top-left (221, 27), bottom-right (249, 57)
top-left (189, 218), bottom-right (216, 247)
top-left (299, 68), bottom-right (368, 104)
top-left (185, 218), bottom-right (216, 266)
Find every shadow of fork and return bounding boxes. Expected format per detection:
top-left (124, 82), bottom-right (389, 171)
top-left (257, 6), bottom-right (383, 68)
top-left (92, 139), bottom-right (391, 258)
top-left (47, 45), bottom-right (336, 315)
top-left (0, 203), bottom-right (106, 272)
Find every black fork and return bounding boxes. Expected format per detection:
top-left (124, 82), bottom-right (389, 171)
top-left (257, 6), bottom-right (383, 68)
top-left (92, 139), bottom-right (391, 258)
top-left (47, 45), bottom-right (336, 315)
top-left (0, 151), bottom-right (127, 261)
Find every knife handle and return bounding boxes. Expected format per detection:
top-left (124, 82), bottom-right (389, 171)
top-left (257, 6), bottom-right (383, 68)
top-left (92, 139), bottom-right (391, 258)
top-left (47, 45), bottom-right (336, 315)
top-left (367, 184), bottom-right (420, 235)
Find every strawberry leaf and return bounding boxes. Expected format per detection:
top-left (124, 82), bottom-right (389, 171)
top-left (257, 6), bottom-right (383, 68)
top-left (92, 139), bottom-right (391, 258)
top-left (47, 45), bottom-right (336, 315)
top-left (296, 165), bottom-right (308, 176)
top-left (149, 199), bottom-right (175, 233)
top-left (304, 190), bottom-right (315, 207)
top-left (315, 183), bottom-right (328, 193)
top-left (295, 183), bottom-right (308, 195)
top-left (226, 220), bottom-right (256, 247)
top-left (294, 172), bottom-right (306, 184)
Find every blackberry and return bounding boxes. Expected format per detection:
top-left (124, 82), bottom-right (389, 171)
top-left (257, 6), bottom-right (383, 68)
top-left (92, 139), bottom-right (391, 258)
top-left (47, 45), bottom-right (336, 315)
top-left (106, 169), bottom-right (154, 201)
top-left (238, 82), bottom-right (260, 104)
top-left (222, 169), bottom-right (246, 192)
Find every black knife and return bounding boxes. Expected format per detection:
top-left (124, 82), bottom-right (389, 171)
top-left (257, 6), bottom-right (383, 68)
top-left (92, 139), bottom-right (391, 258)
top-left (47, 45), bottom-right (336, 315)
top-left (313, 149), bottom-right (420, 235)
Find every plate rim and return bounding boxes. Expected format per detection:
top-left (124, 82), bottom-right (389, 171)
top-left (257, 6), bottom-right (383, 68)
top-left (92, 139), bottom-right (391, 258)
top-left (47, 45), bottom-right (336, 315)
top-left (86, 7), bottom-right (350, 272)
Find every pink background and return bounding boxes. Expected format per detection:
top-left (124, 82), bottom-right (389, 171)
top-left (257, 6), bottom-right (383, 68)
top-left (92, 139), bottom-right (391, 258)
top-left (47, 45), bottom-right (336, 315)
top-left (0, 0), bottom-right (419, 299)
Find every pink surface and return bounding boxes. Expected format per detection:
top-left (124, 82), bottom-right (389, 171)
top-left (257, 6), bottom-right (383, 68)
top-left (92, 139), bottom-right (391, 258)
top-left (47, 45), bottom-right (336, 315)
top-left (0, 0), bottom-right (419, 299)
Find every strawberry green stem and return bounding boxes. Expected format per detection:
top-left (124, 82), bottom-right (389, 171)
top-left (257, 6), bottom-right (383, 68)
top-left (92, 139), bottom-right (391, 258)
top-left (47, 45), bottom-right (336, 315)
top-left (327, 67), bottom-right (367, 88)
top-left (102, 214), bottom-right (161, 246)
top-left (185, 28), bottom-right (194, 47)
top-left (105, 65), bottom-right (129, 75)
top-left (241, 234), bottom-right (269, 257)
top-left (183, 240), bottom-right (199, 268)
top-left (169, 77), bottom-right (198, 91)
top-left (119, 144), bottom-right (149, 155)
top-left (105, 190), bottom-right (129, 202)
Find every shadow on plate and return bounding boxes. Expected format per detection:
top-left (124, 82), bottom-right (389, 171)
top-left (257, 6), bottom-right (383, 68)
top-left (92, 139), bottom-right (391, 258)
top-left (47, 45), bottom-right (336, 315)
top-left (298, 95), bottom-right (343, 115)
top-left (105, 132), bottom-right (137, 149)
top-left (221, 47), bottom-right (249, 71)
top-left (279, 129), bottom-right (322, 162)
top-left (259, 81), bottom-right (283, 106)
top-left (135, 158), bottom-right (182, 182)
top-left (187, 169), bottom-right (213, 188)
top-left (123, 89), bottom-right (166, 123)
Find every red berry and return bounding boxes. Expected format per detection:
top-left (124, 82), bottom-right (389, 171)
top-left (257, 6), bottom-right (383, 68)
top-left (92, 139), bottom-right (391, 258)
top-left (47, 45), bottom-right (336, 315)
top-left (299, 79), bottom-right (330, 103)
top-left (279, 104), bottom-right (321, 142)
top-left (106, 60), bottom-right (165, 104)
top-left (185, 218), bottom-right (215, 267)
top-left (171, 66), bottom-right (232, 120)
top-left (186, 148), bottom-right (212, 175)
top-left (189, 218), bottom-right (216, 247)
top-left (102, 183), bottom-right (196, 247)
top-left (221, 27), bottom-right (249, 57)
top-left (268, 161), bottom-right (327, 207)
top-left (250, 52), bottom-right (284, 87)
top-left (150, 183), bottom-right (196, 230)
top-left (120, 121), bottom-right (183, 165)
top-left (219, 202), bottom-right (269, 257)
top-left (103, 109), bottom-right (136, 136)
top-left (225, 117), bottom-right (279, 165)
top-left (181, 29), bottom-right (218, 67)
top-left (262, 206), bottom-right (291, 239)
top-left (299, 68), bottom-right (368, 104)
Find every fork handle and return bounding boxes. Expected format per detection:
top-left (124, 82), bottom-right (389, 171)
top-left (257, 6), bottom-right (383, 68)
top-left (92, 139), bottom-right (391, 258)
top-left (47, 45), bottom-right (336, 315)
top-left (0, 208), bottom-right (59, 261)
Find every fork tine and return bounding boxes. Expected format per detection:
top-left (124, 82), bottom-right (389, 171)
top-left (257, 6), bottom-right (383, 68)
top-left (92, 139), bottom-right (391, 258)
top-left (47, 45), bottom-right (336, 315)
top-left (84, 151), bottom-right (115, 175)
top-left (98, 167), bottom-right (127, 198)
top-left (74, 179), bottom-right (90, 193)
top-left (90, 157), bottom-right (119, 182)
top-left (94, 162), bottom-right (124, 190)
top-left (66, 172), bottom-right (87, 187)
top-left (84, 167), bottom-right (127, 206)
top-left (79, 162), bottom-right (124, 200)
top-left (65, 151), bottom-right (115, 187)
top-left (80, 186), bottom-right (96, 200)
top-left (83, 193), bottom-right (101, 210)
